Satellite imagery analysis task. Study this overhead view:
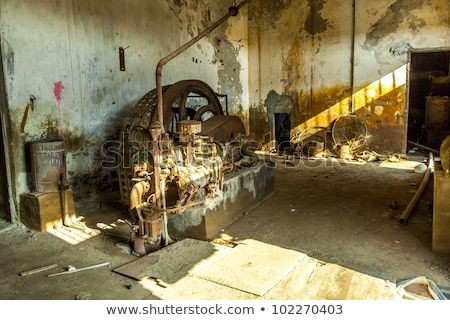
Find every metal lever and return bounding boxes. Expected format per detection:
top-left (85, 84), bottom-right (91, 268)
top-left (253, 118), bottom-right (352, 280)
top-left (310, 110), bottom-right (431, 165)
top-left (47, 262), bottom-right (110, 277)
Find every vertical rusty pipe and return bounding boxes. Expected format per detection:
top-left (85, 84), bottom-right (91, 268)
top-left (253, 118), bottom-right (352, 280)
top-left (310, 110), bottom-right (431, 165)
top-left (350, 0), bottom-right (356, 112)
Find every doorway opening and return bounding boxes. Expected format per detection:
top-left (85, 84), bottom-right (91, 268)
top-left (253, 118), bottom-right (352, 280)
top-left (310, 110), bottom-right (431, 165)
top-left (408, 50), bottom-right (450, 150)
top-left (274, 113), bottom-right (291, 155)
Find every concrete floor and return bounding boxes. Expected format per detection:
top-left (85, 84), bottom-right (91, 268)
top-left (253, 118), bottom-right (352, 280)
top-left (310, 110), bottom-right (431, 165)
top-left (0, 155), bottom-right (449, 300)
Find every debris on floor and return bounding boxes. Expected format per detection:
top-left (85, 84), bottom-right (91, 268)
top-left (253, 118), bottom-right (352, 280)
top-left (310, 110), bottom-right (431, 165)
top-left (115, 242), bottom-right (139, 256)
top-left (47, 262), bottom-right (110, 277)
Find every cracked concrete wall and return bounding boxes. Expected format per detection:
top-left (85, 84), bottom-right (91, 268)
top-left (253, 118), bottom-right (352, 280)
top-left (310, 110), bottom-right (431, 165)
top-left (0, 0), bottom-right (249, 221)
top-left (248, 0), bottom-right (450, 154)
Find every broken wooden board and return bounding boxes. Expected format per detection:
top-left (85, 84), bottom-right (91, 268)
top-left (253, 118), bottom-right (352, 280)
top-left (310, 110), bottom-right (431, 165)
top-left (193, 239), bottom-right (307, 296)
top-left (266, 259), bottom-right (396, 300)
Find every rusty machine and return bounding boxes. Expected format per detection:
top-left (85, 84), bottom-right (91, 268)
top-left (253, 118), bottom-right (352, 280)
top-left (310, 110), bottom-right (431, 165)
top-left (117, 1), bottom-right (257, 255)
top-left (118, 80), bottom-right (258, 254)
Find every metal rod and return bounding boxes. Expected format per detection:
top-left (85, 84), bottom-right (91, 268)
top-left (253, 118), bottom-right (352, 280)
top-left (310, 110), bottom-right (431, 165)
top-left (350, 0), bottom-right (356, 113)
top-left (407, 140), bottom-right (440, 155)
top-left (153, 199), bottom-right (207, 213)
top-left (47, 262), bottom-right (110, 277)
top-left (160, 176), bottom-right (173, 246)
top-left (20, 264), bottom-right (58, 276)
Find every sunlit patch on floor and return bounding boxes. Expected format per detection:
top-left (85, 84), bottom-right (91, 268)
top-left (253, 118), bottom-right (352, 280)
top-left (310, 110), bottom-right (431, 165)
top-left (379, 159), bottom-right (424, 170)
top-left (48, 216), bottom-right (101, 245)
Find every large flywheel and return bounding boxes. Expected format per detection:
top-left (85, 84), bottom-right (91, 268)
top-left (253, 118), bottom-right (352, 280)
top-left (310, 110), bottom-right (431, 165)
top-left (118, 80), bottom-right (224, 207)
top-left (155, 79), bottom-right (224, 132)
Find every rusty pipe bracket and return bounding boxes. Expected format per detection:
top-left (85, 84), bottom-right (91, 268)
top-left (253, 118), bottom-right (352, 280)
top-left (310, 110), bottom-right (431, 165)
top-left (229, 6), bottom-right (239, 16)
top-left (29, 95), bottom-right (36, 111)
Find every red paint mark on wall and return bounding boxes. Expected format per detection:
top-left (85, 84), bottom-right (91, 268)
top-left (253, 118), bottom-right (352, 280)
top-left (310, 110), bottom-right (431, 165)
top-left (53, 81), bottom-right (65, 138)
top-left (53, 81), bottom-right (65, 104)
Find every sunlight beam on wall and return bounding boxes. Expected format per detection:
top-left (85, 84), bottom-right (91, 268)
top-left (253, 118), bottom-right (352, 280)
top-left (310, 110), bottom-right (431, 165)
top-left (286, 65), bottom-right (408, 150)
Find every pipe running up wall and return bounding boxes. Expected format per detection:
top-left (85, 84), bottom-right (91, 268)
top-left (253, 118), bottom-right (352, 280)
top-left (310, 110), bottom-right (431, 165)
top-left (399, 152), bottom-right (434, 225)
top-left (155, 0), bottom-right (250, 129)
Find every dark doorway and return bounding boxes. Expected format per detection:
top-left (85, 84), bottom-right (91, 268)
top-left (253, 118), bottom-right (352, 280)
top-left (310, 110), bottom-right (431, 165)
top-left (408, 50), bottom-right (450, 150)
top-left (274, 113), bottom-right (291, 155)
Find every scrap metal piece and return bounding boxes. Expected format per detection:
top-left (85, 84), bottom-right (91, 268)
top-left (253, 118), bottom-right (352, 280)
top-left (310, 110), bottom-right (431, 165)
top-left (332, 114), bottom-right (370, 154)
top-left (20, 264), bottom-right (58, 276)
top-left (47, 262), bottom-right (110, 277)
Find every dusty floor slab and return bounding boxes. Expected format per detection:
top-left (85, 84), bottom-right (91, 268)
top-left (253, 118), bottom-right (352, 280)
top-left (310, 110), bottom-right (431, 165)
top-left (263, 258), bottom-right (320, 299)
top-left (1, 157), bottom-right (449, 300)
top-left (113, 238), bottom-right (232, 284)
top-left (295, 262), bottom-right (396, 300)
top-left (194, 239), bottom-right (307, 296)
top-left (139, 275), bottom-right (257, 300)
top-left (112, 237), bottom-right (397, 299)
top-left (265, 258), bottom-right (396, 300)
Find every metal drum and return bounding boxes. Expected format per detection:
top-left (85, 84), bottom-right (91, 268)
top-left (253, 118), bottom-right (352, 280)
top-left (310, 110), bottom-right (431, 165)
top-left (29, 140), bottom-right (66, 193)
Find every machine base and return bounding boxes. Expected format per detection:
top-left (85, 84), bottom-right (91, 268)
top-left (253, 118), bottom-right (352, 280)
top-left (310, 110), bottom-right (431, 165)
top-left (168, 161), bottom-right (275, 241)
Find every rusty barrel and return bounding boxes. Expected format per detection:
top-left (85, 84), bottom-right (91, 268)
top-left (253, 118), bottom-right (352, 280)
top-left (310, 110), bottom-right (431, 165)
top-left (30, 140), bottom-right (66, 193)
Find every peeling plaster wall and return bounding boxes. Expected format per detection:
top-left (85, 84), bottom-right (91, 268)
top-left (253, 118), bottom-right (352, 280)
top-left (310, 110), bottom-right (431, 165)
top-left (354, 0), bottom-right (450, 153)
top-left (248, 0), bottom-right (450, 154)
top-left (0, 0), bottom-right (248, 222)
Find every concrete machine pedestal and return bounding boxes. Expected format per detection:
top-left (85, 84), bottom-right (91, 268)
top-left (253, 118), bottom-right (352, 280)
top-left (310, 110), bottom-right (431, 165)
top-left (168, 162), bottom-right (275, 241)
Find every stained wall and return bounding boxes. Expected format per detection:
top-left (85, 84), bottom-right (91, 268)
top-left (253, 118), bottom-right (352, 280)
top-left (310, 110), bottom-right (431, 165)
top-left (0, 0), bottom-right (249, 221)
top-left (248, 0), bottom-right (450, 154)
top-left (1, 0), bottom-right (450, 223)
